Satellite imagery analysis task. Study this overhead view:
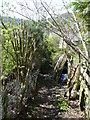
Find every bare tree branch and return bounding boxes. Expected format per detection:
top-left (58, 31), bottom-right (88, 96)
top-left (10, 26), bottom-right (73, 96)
top-left (62, 0), bottom-right (88, 58)
top-left (17, 2), bottom-right (33, 12)
top-left (71, 11), bottom-right (88, 58)
top-left (41, 2), bottom-right (89, 63)
top-left (10, 9), bottom-right (35, 22)
top-left (0, 15), bottom-right (7, 29)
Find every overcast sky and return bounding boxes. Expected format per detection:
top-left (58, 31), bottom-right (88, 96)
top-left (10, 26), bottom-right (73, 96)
top-left (0, 0), bottom-right (76, 20)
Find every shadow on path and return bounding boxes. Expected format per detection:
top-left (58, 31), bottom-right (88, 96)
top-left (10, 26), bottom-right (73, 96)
top-left (18, 77), bottom-right (86, 120)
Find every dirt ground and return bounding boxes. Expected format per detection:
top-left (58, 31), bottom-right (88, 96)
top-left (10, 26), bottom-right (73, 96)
top-left (17, 77), bottom-right (86, 120)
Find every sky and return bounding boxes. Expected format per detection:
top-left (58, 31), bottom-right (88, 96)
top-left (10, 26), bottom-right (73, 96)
top-left (0, 0), bottom-right (76, 20)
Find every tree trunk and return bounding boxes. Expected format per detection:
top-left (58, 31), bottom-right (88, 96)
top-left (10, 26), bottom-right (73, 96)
top-left (54, 53), bottom-right (67, 81)
top-left (80, 65), bottom-right (90, 118)
top-left (67, 63), bottom-right (80, 100)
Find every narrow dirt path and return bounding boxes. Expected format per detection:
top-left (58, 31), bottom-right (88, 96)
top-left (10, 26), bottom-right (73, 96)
top-left (18, 77), bottom-right (86, 119)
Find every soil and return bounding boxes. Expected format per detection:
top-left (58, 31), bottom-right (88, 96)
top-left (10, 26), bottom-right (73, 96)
top-left (17, 76), bottom-right (86, 120)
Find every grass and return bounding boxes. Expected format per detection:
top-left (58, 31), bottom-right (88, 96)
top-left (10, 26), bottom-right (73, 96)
top-left (57, 97), bottom-right (68, 111)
